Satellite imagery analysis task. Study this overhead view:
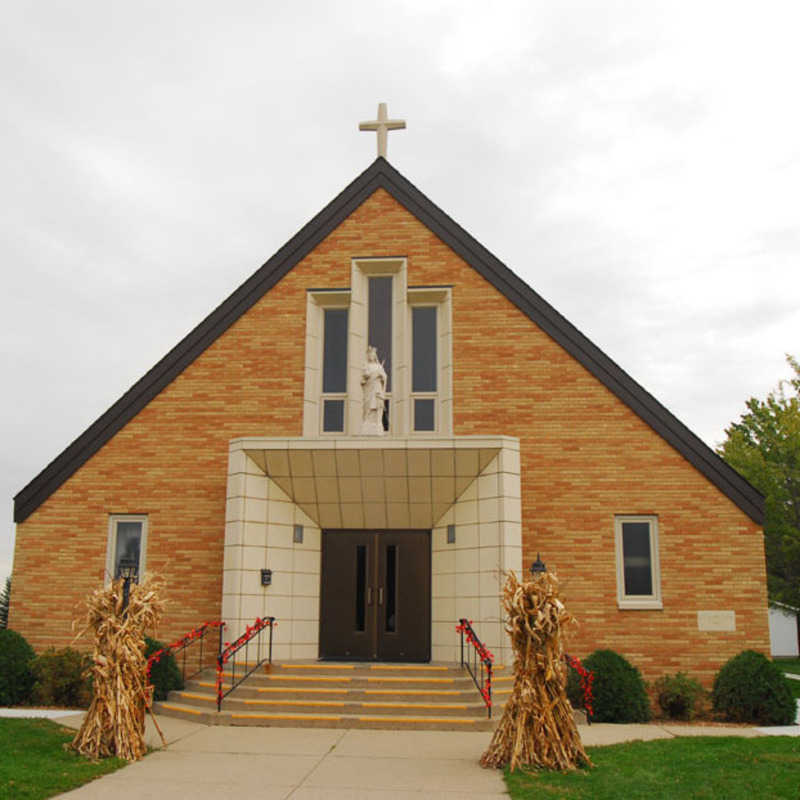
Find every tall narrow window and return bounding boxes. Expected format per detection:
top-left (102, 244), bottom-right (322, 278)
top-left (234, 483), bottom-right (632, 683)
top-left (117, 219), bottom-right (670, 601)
top-left (107, 515), bottom-right (147, 583)
top-left (412, 306), bottom-right (437, 431)
top-left (322, 307), bottom-right (348, 432)
top-left (385, 545), bottom-right (397, 632)
top-left (368, 276), bottom-right (392, 430)
top-left (614, 516), bottom-right (662, 609)
top-left (355, 544), bottom-right (366, 632)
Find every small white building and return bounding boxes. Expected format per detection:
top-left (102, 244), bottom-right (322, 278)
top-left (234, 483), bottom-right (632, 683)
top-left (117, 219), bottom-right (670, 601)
top-left (769, 603), bottom-right (800, 658)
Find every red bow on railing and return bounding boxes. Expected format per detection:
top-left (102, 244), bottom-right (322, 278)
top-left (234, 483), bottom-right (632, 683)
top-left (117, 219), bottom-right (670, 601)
top-left (565, 653), bottom-right (594, 720)
top-left (146, 620), bottom-right (225, 677)
top-left (215, 617), bottom-right (276, 708)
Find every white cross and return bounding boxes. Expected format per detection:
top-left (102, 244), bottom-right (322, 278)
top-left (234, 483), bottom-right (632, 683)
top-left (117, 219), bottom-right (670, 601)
top-left (359, 103), bottom-right (406, 159)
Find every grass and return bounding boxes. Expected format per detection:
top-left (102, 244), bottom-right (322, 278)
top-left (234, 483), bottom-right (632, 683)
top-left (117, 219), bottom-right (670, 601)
top-left (0, 718), bottom-right (127, 799)
top-left (504, 736), bottom-right (800, 799)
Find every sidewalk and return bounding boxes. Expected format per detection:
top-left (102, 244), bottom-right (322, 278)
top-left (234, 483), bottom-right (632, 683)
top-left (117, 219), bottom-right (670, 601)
top-left (29, 708), bottom-right (795, 800)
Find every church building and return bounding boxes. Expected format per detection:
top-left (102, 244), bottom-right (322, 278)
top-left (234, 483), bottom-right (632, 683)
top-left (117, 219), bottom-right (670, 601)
top-left (11, 108), bottom-right (768, 684)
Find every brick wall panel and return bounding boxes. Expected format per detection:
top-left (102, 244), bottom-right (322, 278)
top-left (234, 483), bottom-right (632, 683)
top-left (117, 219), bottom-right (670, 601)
top-left (11, 189), bottom-right (768, 684)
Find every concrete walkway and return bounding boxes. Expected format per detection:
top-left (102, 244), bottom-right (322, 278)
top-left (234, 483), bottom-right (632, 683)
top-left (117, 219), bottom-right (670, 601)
top-left (23, 709), bottom-right (792, 799)
top-left (1, 707), bottom-right (797, 798)
top-left (55, 714), bottom-right (508, 799)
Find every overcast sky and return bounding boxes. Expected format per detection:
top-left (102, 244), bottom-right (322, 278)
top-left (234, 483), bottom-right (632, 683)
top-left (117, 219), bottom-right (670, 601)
top-left (2, 1), bottom-right (799, 584)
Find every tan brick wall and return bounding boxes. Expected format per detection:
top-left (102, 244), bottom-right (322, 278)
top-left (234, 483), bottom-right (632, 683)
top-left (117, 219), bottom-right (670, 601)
top-left (11, 188), bottom-right (768, 684)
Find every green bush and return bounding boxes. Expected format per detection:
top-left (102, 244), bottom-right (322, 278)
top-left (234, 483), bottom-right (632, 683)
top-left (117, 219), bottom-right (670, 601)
top-left (581, 649), bottom-right (651, 722)
top-left (0, 629), bottom-right (35, 705)
top-left (144, 637), bottom-right (184, 701)
top-left (654, 672), bottom-right (705, 720)
top-left (30, 648), bottom-right (92, 708)
top-left (712, 649), bottom-right (796, 725)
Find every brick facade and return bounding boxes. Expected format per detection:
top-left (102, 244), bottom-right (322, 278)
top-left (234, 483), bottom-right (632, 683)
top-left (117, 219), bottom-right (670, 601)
top-left (11, 186), bottom-right (768, 685)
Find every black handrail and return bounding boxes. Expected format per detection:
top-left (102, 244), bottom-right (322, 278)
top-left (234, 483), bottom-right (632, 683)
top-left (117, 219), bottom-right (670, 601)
top-left (457, 618), bottom-right (493, 718)
top-left (216, 616), bottom-right (275, 711)
top-left (146, 620), bottom-right (225, 685)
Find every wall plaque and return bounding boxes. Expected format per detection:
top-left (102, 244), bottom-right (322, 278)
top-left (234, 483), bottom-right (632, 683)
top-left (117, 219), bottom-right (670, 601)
top-left (697, 610), bottom-right (736, 632)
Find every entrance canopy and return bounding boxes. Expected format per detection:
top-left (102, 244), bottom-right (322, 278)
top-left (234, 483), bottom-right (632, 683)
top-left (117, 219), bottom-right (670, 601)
top-left (239, 436), bottom-right (514, 529)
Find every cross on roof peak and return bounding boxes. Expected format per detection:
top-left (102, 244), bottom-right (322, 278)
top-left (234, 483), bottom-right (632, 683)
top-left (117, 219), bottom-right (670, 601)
top-left (359, 103), bottom-right (406, 159)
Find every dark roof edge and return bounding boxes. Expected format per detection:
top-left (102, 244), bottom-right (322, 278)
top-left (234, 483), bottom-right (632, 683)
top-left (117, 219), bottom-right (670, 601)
top-left (14, 157), bottom-right (764, 525)
top-left (372, 164), bottom-right (764, 524)
top-left (13, 160), bottom-right (387, 522)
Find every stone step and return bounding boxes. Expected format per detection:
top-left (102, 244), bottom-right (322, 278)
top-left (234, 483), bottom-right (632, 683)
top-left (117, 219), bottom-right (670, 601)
top-left (153, 701), bottom-right (496, 731)
top-left (171, 690), bottom-right (492, 717)
top-left (154, 661), bottom-right (508, 731)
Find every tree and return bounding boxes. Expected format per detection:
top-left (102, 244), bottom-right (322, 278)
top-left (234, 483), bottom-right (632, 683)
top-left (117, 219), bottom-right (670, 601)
top-left (0, 577), bottom-right (9, 629)
top-left (718, 355), bottom-right (800, 609)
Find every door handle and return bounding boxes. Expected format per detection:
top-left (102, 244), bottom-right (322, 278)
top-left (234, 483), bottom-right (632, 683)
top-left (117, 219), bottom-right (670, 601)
top-left (367, 587), bottom-right (373, 605)
top-left (378, 587), bottom-right (384, 605)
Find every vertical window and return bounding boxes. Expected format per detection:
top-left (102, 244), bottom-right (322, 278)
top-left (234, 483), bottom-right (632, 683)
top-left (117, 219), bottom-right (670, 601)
top-left (322, 307), bottom-right (348, 432)
top-left (107, 515), bottom-right (147, 583)
top-left (385, 545), bottom-right (397, 632)
top-left (614, 516), bottom-right (662, 609)
top-left (412, 306), bottom-right (437, 431)
top-left (368, 276), bottom-right (392, 430)
top-left (355, 544), bottom-right (366, 632)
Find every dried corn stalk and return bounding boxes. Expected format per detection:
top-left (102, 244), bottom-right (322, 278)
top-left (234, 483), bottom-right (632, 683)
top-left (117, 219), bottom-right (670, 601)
top-left (481, 569), bottom-right (591, 772)
top-left (69, 576), bottom-right (164, 761)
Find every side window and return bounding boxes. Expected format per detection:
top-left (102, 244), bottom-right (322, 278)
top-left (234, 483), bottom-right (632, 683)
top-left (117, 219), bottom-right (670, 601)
top-left (107, 515), bottom-right (147, 582)
top-left (411, 305), bottom-right (437, 431)
top-left (322, 307), bottom-right (348, 433)
top-left (614, 515), bottom-right (661, 609)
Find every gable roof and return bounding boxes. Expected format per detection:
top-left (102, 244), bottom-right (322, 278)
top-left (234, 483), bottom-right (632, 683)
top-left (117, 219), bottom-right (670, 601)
top-left (14, 157), bottom-right (764, 524)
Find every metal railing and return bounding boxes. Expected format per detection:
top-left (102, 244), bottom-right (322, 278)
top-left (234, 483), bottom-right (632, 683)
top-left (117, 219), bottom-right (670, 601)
top-left (215, 616), bottom-right (276, 711)
top-left (146, 620), bottom-right (225, 685)
top-left (456, 618), bottom-right (493, 718)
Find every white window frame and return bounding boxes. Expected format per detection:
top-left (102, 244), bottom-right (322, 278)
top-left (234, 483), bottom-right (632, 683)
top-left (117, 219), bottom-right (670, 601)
top-left (614, 515), bottom-right (662, 610)
top-left (105, 514), bottom-right (148, 584)
top-left (303, 289), bottom-right (351, 437)
top-left (407, 287), bottom-right (452, 437)
top-left (301, 267), bottom-right (453, 438)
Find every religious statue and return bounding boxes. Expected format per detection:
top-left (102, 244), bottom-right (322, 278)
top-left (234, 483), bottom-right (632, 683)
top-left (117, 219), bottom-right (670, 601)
top-left (360, 345), bottom-right (387, 435)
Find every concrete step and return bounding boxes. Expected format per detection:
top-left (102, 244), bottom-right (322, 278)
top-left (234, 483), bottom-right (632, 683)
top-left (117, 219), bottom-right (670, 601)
top-left (155, 661), bottom-right (503, 731)
top-left (152, 700), bottom-right (496, 731)
top-left (170, 690), bottom-right (491, 717)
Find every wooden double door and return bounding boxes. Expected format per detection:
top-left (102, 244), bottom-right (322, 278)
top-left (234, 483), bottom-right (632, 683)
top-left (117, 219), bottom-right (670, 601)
top-left (319, 530), bottom-right (431, 662)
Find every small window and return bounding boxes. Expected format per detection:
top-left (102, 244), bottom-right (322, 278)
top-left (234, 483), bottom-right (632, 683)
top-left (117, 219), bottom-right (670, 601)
top-left (614, 516), bottom-right (661, 609)
top-left (106, 515), bottom-right (148, 583)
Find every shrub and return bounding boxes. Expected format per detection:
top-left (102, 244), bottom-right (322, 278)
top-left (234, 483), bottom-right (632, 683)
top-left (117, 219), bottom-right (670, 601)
top-left (145, 637), bottom-right (184, 701)
top-left (654, 672), bottom-right (705, 720)
top-left (712, 649), bottom-right (796, 725)
top-left (0, 629), bottom-right (35, 705)
top-left (30, 648), bottom-right (92, 708)
top-left (581, 649), bottom-right (651, 723)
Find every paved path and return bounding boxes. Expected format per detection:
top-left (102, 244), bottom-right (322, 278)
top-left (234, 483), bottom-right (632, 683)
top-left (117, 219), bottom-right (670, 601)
top-left (56, 715), bottom-right (508, 799)
top-left (3, 709), bottom-right (798, 799)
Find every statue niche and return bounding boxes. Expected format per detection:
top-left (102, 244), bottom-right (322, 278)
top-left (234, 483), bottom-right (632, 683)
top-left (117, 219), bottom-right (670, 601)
top-left (360, 345), bottom-right (387, 436)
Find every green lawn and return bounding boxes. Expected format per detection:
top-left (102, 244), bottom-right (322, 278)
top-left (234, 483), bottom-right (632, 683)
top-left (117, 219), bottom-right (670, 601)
top-left (0, 718), bottom-right (127, 800)
top-left (504, 736), bottom-right (800, 800)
